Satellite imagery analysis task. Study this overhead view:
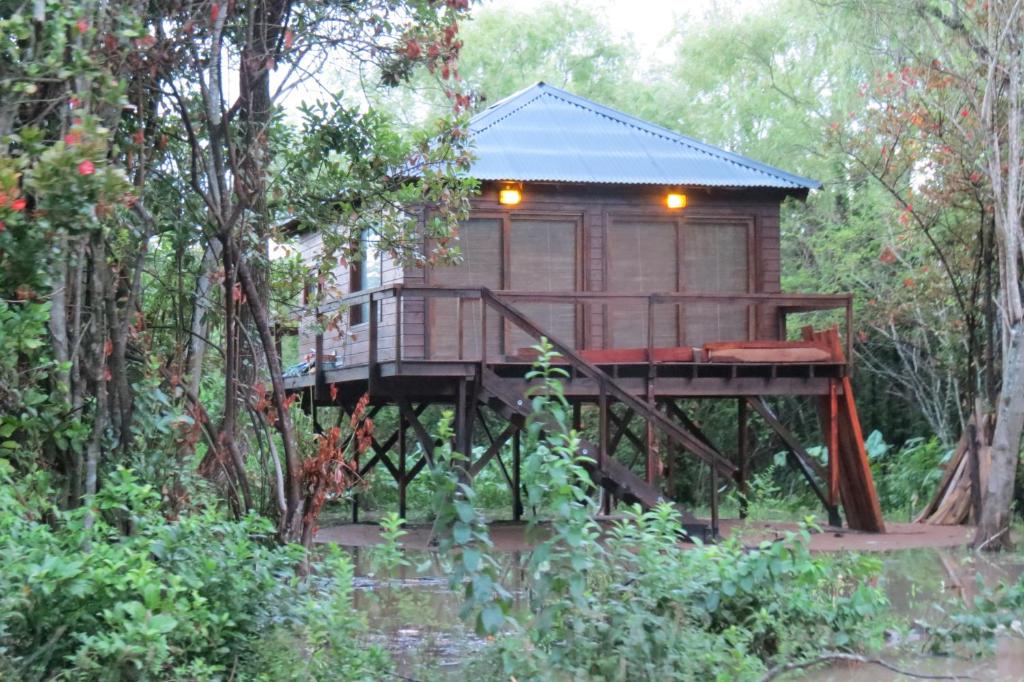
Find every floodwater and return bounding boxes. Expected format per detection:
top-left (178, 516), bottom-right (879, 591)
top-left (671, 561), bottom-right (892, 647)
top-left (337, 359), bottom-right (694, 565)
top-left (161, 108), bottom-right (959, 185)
top-left (343, 543), bottom-right (1024, 680)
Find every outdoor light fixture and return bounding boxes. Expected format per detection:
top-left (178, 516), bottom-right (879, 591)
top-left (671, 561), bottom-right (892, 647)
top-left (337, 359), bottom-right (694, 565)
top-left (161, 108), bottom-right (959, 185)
top-left (666, 192), bottom-right (687, 209)
top-left (499, 182), bottom-right (523, 206)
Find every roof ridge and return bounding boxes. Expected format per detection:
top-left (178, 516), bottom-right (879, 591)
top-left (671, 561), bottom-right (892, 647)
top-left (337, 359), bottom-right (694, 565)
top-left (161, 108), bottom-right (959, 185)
top-left (468, 82), bottom-right (548, 136)
top-left (535, 84), bottom-right (817, 188)
top-left (462, 82), bottom-right (820, 190)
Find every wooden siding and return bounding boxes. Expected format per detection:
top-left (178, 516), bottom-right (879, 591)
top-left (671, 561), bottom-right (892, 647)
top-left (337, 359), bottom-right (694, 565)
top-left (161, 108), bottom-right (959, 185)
top-left (296, 230), bottom-right (406, 367)
top-left (294, 182), bottom-right (789, 364)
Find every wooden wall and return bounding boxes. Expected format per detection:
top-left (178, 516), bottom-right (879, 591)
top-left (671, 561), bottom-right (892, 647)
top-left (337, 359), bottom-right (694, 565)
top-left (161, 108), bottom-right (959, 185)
top-left (295, 181), bottom-right (796, 365)
top-left (295, 230), bottom-right (406, 367)
top-left (420, 182), bottom-right (790, 359)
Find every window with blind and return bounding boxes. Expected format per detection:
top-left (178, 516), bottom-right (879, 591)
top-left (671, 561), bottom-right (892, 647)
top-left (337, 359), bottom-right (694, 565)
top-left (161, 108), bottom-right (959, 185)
top-left (680, 223), bottom-right (750, 345)
top-left (606, 218), bottom-right (751, 349)
top-left (606, 220), bottom-right (679, 348)
top-left (507, 219), bottom-right (578, 352)
top-left (428, 218), bottom-right (502, 359)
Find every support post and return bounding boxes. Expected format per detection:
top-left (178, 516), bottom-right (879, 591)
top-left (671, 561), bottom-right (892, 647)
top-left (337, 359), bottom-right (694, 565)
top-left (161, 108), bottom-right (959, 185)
top-left (710, 463), bottom-right (719, 539)
top-left (827, 380), bottom-right (841, 525)
top-left (737, 398), bottom-right (749, 519)
top-left (599, 383), bottom-right (612, 515)
top-left (454, 379), bottom-right (471, 482)
top-left (645, 381), bottom-right (660, 486)
top-left (512, 428), bottom-right (522, 521)
top-left (398, 412), bottom-right (407, 520)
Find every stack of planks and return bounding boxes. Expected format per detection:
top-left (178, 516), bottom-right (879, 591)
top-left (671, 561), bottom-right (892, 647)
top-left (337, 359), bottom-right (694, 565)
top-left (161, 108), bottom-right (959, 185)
top-left (915, 409), bottom-right (993, 525)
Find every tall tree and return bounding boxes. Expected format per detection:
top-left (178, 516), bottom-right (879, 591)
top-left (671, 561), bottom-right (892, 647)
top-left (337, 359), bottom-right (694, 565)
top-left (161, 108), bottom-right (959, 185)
top-left (1, 0), bottom-right (473, 545)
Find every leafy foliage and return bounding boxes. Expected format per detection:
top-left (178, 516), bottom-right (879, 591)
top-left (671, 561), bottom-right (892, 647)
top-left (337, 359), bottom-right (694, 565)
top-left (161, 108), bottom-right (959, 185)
top-left (0, 460), bottom-right (387, 680)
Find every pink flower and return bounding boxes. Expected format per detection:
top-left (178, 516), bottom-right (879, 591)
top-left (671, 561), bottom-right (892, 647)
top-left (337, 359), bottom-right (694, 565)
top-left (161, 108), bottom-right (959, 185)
top-left (76, 20), bottom-right (89, 33)
top-left (78, 160), bottom-right (95, 175)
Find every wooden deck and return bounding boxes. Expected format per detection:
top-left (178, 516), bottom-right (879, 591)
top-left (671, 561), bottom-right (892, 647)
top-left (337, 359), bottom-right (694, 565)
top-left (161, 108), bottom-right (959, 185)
top-left (285, 285), bottom-right (884, 537)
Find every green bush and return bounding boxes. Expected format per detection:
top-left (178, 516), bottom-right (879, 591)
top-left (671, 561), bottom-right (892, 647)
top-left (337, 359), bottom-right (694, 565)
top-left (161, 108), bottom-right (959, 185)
top-left (0, 459), bottom-right (388, 681)
top-left (871, 436), bottom-right (951, 518)
top-left (476, 506), bottom-right (891, 681)
top-left (444, 343), bottom-right (893, 681)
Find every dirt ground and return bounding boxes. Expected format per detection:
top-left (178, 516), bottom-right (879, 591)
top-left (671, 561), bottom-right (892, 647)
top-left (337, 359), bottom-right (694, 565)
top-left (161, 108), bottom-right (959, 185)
top-left (315, 517), bottom-right (976, 553)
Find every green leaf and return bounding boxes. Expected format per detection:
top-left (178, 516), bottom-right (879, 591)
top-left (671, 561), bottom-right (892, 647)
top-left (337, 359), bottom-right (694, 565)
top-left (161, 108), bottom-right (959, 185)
top-left (452, 521), bottom-right (471, 545)
top-left (149, 613), bottom-right (177, 634)
top-left (479, 603), bottom-right (504, 634)
top-left (462, 547), bottom-right (481, 573)
top-left (454, 499), bottom-right (476, 523)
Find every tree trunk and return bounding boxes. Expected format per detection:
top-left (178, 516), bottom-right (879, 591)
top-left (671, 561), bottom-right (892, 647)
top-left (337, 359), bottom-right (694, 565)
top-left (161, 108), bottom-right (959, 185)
top-left (234, 250), bottom-right (304, 544)
top-left (187, 240), bottom-right (223, 399)
top-left (973, 322), bottom-right (1024, 550)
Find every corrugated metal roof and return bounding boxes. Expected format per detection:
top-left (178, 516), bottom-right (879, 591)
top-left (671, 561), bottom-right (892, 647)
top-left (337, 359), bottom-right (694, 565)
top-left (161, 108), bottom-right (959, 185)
top-left (467, 82), bottom-right (820, 191)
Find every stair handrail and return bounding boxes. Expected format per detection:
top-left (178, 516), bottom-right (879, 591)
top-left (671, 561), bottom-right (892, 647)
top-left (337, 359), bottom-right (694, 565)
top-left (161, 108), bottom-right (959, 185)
top-left (479, 287), bottom-right (738, 480)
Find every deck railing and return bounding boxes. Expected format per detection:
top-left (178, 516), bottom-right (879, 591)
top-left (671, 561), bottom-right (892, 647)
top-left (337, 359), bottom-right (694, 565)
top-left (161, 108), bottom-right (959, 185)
top-left (307, 285), bottom-right (854, 375)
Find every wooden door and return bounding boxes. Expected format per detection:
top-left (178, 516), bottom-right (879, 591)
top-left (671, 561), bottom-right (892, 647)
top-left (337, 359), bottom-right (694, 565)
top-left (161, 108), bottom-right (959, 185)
top-left (606, 220), bottom-right (678, 348)
top-left (680, 222), bottom-right (750, 345)
top-left (428, 218), bottom-right (502, 359)
top-left (507, 218), bottom-right (579, 353)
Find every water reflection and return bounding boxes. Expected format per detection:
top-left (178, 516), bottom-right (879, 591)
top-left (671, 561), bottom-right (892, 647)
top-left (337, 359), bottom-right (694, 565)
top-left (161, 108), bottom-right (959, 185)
top-left (343, 542), bottom-right (1024, 680)
top-left (346, 545), bottom-right (529, 678)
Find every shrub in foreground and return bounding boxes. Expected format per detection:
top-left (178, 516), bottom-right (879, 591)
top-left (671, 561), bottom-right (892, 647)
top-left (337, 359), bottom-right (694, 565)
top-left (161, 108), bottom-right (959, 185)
top-left (0, 459), bottom-right (387, 681)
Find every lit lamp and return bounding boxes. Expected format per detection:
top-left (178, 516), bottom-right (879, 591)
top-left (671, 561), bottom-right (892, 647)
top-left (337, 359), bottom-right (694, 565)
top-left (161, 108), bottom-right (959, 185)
top-left (666, 192), bottom-right (687, 209)
top-left (499, 182), bottom-right (523, 206)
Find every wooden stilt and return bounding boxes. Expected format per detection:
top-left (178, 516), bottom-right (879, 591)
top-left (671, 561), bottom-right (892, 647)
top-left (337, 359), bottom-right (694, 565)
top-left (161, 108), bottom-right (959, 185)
top-left (599, 383), bottom-right (612, 515)
top-left (513, 428), bottom-right (522, 521)
top-left (645, 381), bottom-right (660, 486)
top-left (710, 463), bottom-right (719, 538)
top-left (827, 380), bottom-right (841, 524)
top-left (398, 412), bottom-right (407, 520)
top-left (737, 398), bottom-right (749, 519)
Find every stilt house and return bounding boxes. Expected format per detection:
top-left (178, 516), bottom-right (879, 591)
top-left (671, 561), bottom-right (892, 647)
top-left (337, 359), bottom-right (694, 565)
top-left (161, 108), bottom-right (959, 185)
top-left (285, 83), bottom-right (885, 536)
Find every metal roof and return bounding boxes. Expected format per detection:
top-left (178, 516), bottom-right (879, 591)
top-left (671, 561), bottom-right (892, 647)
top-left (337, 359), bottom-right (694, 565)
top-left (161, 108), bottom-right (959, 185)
top-left (467, 82), bottom-right (821, 191)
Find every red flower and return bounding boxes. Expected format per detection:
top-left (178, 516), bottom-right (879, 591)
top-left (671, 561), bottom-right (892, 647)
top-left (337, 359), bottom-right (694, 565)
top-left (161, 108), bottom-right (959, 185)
top-left (11, 198), bottom-right (26, 212)
top-left (64, 131), bottom-right (81, 145)
top-left (76, 20), bottom-right (89, 33)
top-left (78, 160), bottom-right (95, 175)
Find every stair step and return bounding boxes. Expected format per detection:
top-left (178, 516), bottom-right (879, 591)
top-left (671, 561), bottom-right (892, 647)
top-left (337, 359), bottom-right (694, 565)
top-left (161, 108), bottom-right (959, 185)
top-left (480, 368), bottom-right (706, 535)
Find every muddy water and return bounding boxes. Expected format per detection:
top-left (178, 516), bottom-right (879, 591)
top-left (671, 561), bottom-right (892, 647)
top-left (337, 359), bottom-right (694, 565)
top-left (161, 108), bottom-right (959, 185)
top-left (344, 544), bottom-right (1024, 679)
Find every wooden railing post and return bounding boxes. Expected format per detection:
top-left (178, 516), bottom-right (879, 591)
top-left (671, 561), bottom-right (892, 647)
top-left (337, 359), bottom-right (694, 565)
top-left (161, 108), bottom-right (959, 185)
top-left (395, 286), bottom-right (403, 372)
top-left (480, 296), bottom-right (487, 364)
top-left (845, 296), bottom-right (854, 365)
top-left (314, 304), bottom-right (325, 402)
top-left (368, 294), bottom-right (378, 394)
top-left (646, 295), bottom-right (655, 368)
top-left (456, 295), bottom-right (465, 360)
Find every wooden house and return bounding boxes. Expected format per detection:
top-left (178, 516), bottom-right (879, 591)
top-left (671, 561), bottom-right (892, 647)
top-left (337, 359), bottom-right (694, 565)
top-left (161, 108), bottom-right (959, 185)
top-left (286, 83), bottom-right (884, 536)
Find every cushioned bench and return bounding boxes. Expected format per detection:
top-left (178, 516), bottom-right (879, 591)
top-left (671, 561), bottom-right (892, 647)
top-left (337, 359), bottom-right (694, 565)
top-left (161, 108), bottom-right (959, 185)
top-left (515, 347), bottom-right (695, 364)
top-left (702, 340), bottom-right (834, 363)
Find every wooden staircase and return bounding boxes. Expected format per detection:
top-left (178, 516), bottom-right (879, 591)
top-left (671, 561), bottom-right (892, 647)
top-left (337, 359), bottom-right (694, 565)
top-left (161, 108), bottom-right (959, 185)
top-left (478, 290), bottom-right (743, 538)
